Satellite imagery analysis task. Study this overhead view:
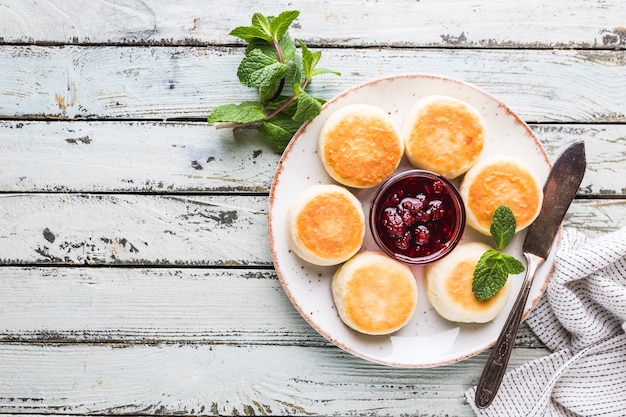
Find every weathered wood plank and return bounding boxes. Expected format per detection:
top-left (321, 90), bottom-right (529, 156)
top-left (0, 266), bottom-right (543, 348)
top-left (0, 343), bottom-right (549, 416)
top-left (0, 121), bottom-right (279, 193)
top-left (0, 267), bottom-right (308, 345)
top-left (0, 194), bottom-right (271, 266)
top-left (536, 124), bottom-right (626, 196)
top-left (0, 196), bottom-right (624, 266)
top-left (1, 121), bottom-right (625, 195)
top-left (1, 46), bottom-right (624, 122)
top-left (0, 0), bottom-right (624, 49)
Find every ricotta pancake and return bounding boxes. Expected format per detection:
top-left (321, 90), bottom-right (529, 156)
top-left (319, 104), bottom-right (403, 188)
top-left (424, 242), bottom-right (512, 323)
top-left (460, 156), bottom-right (543, 235)
top-left (402, 95), bottom-right (485, 179)
top-left (332, 251), bottom-right (417, 335)
top-left (287, 184), bottom-right (365, 266)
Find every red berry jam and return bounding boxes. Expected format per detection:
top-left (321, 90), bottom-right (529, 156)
top-left (370, 170), bottom-right (465, 264)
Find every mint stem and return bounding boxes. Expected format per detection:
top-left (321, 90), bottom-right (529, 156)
top-left (264, 77), bottom-right (310, 120)
top-left (273, 39), bottom-right (284, 63)
top-left (264, 96), bottom-right (295, 120)
top-left (215, 122), bottom-right (253, 130)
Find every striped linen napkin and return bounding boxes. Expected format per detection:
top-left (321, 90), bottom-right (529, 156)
top-left (465, 227), bottom-right (626, 417)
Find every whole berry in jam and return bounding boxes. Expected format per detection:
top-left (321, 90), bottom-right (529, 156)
top-left (415, 224), bottom-right (430, 246)
top-left (428, 199), bottom-right (446, 221)
top-left (431, 180), bottom-right (445, 195)
top-left (370, 170), bottom-right (465, 264)
top-left (381, 207), bottom-right (406, 238)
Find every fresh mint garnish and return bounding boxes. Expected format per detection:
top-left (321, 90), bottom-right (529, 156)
top-left (208, 10), bottom-right (340, 151)
top-left (490, 204), bottom-right (517, 250)
top-left (472, 205), bottom-right (526, 301)
top-left (472, 249), bottom-right (525, 301)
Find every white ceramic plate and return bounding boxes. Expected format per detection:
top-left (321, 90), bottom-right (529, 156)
top-left (268, 74), bottom-right (556, 367)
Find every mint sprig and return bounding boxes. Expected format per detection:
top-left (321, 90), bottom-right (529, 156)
top-left (472, 205), bottom-right (526, 301)
top-left (208, 10), bottom-right (340, 151)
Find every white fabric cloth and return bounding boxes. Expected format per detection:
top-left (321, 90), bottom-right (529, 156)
top-left (465, 227), bottom-right (626, 417)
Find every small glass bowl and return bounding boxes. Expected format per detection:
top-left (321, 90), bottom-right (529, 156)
top-left (370, 169), bottom-right (466, 265)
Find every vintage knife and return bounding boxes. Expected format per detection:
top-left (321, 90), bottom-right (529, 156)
top-left (475, 140), bottom-right (586, 409)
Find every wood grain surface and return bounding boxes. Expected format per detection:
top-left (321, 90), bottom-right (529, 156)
top-left (0, 1), bottom-right (625, 416)
top-left (0, 0), bottom-right (624, 49)
top-left (0, 46), bottom-right (624, 122)
top-left (0, 343), bottom-right (550, 416)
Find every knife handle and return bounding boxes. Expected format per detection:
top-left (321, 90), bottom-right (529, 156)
top-left (474, 252), bottom-right (544, 408)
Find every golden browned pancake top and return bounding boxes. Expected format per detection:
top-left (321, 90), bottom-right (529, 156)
top-left (344, 261), bottom-right (416, 334)
top-left (295, 191), bottom-right (364, 259)
top-left (405, 97), bottom-right (484, 178)
top-left (466, 160), bottom-right (542, 230)
top-left (321, 110), bottom-right (402, 188)
top-left (445, 259), bottom-right (506, 312)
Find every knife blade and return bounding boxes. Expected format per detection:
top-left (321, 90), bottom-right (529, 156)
top-left (475, 140), bottom-right (586, 409)
top-left (522, 140), bottom-right (587, 258)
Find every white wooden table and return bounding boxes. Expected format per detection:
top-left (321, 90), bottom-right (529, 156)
top-left (1, 1), bottom-right (625, 416)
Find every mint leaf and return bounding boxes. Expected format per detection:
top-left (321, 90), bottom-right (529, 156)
top-left (230, 26), bottom-right (271, 43)
top-left (291, 53), bottom-right (305, 87)
top-left (269, 10), bottom-right (300, 41)
top-left (237, 49), bottom-right (289, 88)
top-left (312, 67), bottom-right (342, 77)
top-left (259, 81), bottom-right (280, 102)
top-left (292, 90), bottom-right (322, 123)
top-left (502, 254), bottom-right (525, 275)
top-left (207, 102), bottom-right (266, 124)
top-left (229, 12), bottom-right (274, 43)
top-left (251, 13), bottom-right (273, 39)
top-left (298, 40), bottom-right (320, 78)
top-left (473, 250), bottom-right (514, 301)
top-left (260, 115), bottom-right (301, 150)
top-left (298, 40), bottom-right (341, 78)
top-left (491, 205), bottom-right (517, 250)
top-left (472, 250), bottom-right (508, 300)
